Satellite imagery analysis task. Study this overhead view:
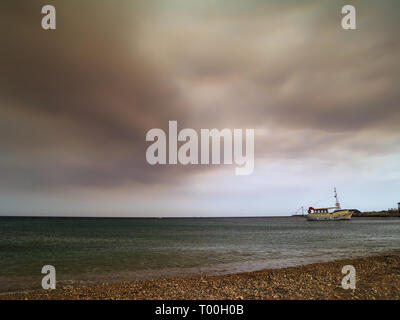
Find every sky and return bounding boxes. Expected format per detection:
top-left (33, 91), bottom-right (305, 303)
top-left (0, 0), bottom-right (399, 216)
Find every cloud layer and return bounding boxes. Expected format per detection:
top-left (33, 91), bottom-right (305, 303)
top-left (0, 0), bottom-right (399, 215)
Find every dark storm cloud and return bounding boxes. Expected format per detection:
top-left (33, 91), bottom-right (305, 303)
top-left (149, 0), bottom-right (400, 160)
top-left (165, 0), bottom-right (400, 133)
top-left (0, 1), bottom-right (193, 190)
top-left (0, 0), bottom-right (399, 194)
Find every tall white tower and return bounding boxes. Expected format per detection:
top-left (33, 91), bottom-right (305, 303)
top-left (334, 187), bottom-right (341, 209)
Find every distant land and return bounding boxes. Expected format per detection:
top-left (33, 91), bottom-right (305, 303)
top-left (352, 210), bottom-right (400, 218)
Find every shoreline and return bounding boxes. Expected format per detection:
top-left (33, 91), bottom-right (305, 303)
top-left (1, 252), bottom-right (399, 300)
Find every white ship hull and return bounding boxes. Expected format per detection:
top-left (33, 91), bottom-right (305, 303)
top-left (306, 212), bottom-right (352, 221)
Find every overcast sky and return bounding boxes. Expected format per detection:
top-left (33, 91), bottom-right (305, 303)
top-left (0, 0), bottom-right (399, 216)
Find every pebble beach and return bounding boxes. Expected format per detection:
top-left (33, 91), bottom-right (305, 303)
top-left (1, 252), bottom-right (399, 300)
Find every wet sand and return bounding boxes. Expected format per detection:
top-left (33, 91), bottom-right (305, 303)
top-left (1, 252), bottom-right (399, 300)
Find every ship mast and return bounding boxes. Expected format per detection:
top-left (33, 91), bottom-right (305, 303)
top-left (334, 187), bottom-right (341, 209)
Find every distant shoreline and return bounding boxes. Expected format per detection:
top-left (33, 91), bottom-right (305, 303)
top-left (353, 211), bottom-right (400, 218)
top-left (293, 210), bottom-right (400, 218)
top-left (1, 213), bottom-right (400, 219)
top-left (2, 252), bottom-right (399, 300)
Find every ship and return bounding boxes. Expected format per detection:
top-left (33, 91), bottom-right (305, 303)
top-left (305, 188), bottom-right (352, 221)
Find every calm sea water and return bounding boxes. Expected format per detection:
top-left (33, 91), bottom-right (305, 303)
top-left (0, 216), bottom-right (399, 293)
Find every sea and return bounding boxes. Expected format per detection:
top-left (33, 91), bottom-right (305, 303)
top-left (0, 216), bottom-right (399, 293)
